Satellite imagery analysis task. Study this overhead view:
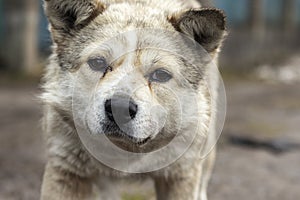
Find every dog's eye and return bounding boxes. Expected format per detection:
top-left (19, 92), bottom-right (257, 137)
top-left (149, 69), bottom-right (172, 83)
top-left (87, 57), bottom-right (109, 72)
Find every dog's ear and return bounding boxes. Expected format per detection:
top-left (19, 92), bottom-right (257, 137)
top-left (44, 0), bottom-right (105, 39)
top-left (169, 9), bottom-right (226, 53)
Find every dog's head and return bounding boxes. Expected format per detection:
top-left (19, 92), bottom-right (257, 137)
top-left (44, 0), bottom-right (226, 152)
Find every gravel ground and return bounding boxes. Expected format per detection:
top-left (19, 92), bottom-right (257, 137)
top-left (0, 78), bottom-right (299, 200)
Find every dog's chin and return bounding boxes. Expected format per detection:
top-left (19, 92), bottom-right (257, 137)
top-left (104, 130), bottom-right (153, 153)
top-left (108, 132), bottom-right (151, 144)
top-left (105, 129), bottom-right (176, 153)
top-left (87, 121), bottom-right (174, 153)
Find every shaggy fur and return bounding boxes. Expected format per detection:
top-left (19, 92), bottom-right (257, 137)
top-left (40, 0), bottom-right (226, 199)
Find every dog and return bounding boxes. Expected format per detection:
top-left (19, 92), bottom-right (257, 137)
top-left (40, 0), bottom-right (226, 199)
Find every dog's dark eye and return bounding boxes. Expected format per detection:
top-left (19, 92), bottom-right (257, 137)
top-left (149, 69), bottom-right (172, 83)
top-left (87, 57), bottom-right (109, 72)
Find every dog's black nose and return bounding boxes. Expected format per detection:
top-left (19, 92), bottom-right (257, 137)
top-left (105, 98), bottom-right (138, 124)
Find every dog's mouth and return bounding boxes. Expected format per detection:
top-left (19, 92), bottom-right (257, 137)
top-left (108, 133), bottom-right (151, 145)
top-left (85, 119), bottom-right (172, 153)
top-left (105, 131), bottom-right (153, 153)
top-left (86, 120), bottom-right (154, 152)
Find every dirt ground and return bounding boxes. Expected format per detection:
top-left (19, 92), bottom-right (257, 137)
top-left (0, 77), bottom-right (299, 200)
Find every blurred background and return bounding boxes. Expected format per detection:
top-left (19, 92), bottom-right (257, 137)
top-left (0, 0), bottom-right (299, 199)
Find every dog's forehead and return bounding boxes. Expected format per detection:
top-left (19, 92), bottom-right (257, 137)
top-left (100, 1), bottom-right (182, 20)
top-left (87, 2), bottom-right (177, 36)
top-left (63, 3), bottom-right (206, 88)
top-left (81, 29), bottom-right (182, 64)
top-left (64, 3), bottom-right (185, 71)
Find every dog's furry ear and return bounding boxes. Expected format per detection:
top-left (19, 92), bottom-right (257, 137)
top-left (170, 9), bottom-right (226, 53)
top-left (44, 0), bottom-right (105, 37)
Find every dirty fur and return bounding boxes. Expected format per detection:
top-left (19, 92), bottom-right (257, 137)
top-left (40, 0), bottom-right (226, 200)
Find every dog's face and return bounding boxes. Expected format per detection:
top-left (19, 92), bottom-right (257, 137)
top-left (45, 0), bottom-right (226, 152)
top-left (74, 30), bottom-right (210, 152)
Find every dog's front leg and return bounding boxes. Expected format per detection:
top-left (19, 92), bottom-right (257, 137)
top-left (154, 169), bottom-right (204, 200)
top-left (41, 163), bottom-right (97, 200)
